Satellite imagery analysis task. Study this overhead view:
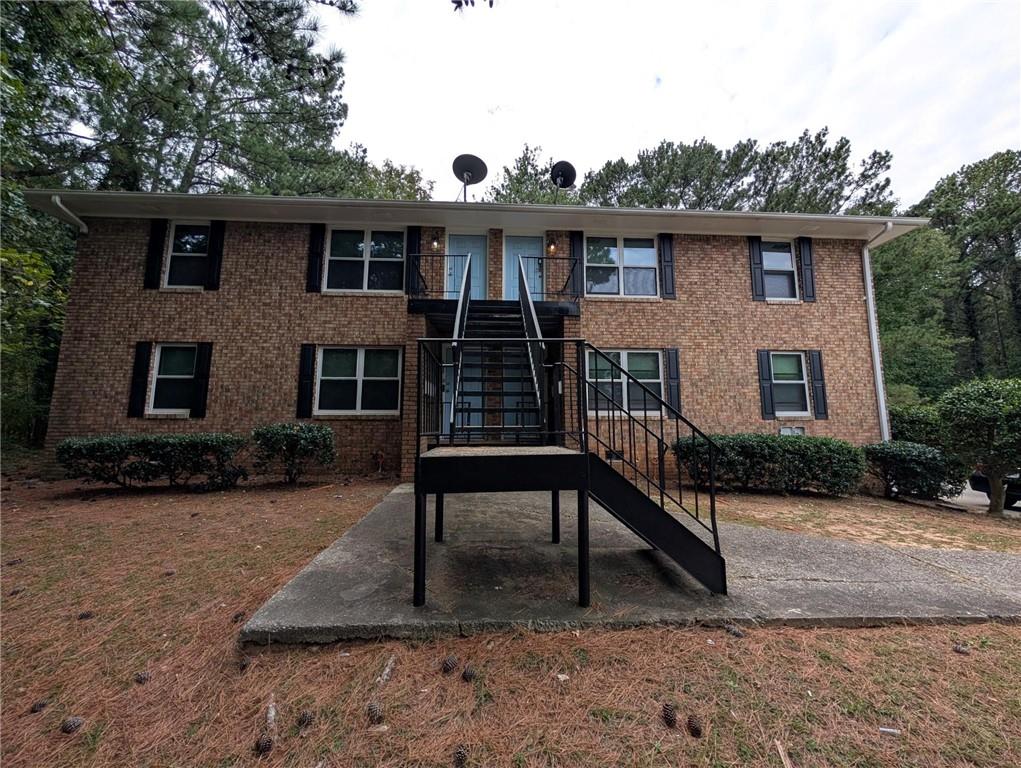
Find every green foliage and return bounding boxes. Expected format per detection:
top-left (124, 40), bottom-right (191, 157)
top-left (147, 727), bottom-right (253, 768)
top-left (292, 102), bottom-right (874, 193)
top-left (888, 404), bottom-right (943, 448)
top-left (864, 441), bottom-right (966, 500)
top-left (251, 423), bottom-right (336, 484)
top-left (935, 378), bottom-right (1021, 514)
top-left (578, 128), bottom-right (894, 214)
top-left (484, 145), bottom-right (580, 205)
top-left (56, 434), bottom-right (247, 490)
top-left (673, 433), bottom-right (866, 496)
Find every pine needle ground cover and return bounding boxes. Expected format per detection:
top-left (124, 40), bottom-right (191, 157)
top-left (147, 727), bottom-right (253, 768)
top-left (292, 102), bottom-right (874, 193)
top-left (2, 477), bottom-right (1020, 767)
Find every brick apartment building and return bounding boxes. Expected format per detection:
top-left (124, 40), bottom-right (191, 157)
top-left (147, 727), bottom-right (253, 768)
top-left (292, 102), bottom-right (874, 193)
top-left (27, 191), bottom-right (924, 483)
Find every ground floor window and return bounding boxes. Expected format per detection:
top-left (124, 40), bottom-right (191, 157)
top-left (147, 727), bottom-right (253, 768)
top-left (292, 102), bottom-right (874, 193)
top-left (149, 344), bottom-right (197, 414)
top-left (586, 350), bottom-right (663, 413)
top-left (315, 347), bottom-right (401, 414)
top-left (770, 352), bottom-right (810, 416)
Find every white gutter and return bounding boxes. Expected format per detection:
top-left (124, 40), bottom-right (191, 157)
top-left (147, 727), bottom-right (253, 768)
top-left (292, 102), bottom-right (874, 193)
top-left (863, 221), bottom-right (893, 441)
top-left (51, 194), bottom-right (89, 234)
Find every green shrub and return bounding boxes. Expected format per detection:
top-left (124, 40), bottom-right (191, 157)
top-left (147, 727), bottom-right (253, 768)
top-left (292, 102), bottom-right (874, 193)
top-left (673, 433), bottom-right (866, 496)
top-left (863, 440), bottom-right (966, 500)
top-left (251, 423), bottom-right (336, 484)
top-left (56, 433), bottom-right (247, 490)
top-left (888, 404), bottom-right (942, 448)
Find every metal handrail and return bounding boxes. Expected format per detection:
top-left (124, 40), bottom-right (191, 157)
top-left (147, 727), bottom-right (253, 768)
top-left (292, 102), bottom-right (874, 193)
top-left (448, 256), bottom-right (472, 438)
top-left (517, 254), bottom-right (581, 302)
top-left (408, 253), bottom-right (472, 298)
top-left (518, 257), bottom-right (546, 420)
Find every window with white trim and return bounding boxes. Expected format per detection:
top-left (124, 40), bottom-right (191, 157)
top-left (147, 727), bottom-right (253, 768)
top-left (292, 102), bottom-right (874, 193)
top-left (149, 344), bottom-right (197, 414)
top-left (164, 222), bottom-right (210, 287)
top-left (586, 350), bottom-right (663, 413)
top-left (762, 241), bottom-right (798, 299)
top-left (315, 347), bottom-right (402, 414)
top-left (585, 236), bottom-right (658, 297)
top-left (770, 352), bottom-right (810, 415)
top-left (324, 229), bottom-right (405, 291)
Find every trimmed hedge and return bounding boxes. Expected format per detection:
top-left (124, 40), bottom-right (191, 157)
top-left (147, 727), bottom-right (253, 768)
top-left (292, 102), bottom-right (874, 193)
top-left (673, 433), bottom-right (866, 496)
top-left (56, 433), bottom-right (247, 490)
top-left (864, 440), bottom-right (966, 500)
top-left (888, 404), bottom-right (942, 448)
top-left (251, 422), bottom-right (336, 484)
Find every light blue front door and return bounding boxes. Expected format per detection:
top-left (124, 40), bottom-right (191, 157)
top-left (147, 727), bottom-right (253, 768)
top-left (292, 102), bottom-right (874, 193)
top-left (446, 234), bottom-right (487, 299)
top-left (504, 236), bottom-right (544, 300)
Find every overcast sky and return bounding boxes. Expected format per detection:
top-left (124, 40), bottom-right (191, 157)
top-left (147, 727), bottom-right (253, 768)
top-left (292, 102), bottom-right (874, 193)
top-left (317, 0), bottom-right (1020, 208)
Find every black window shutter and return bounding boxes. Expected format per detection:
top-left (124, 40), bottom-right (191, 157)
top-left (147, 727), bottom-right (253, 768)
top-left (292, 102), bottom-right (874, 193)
top-left (191, 342), bottom-right (213, 418)
top-left (204, 221), bottom-right (226, 290)
top-left (144, 219), bottom-right (168, 289)
top-left (657, 233), bottom-right (676, 299)
top-left (569, 231), bottom-right (584, 296)
top-left (405, 225), bottom-right (421, 295)
top-left (306, 224), bottom-right (326, 293)
top-left (757, 350), bottom-right (775, 419)
top-left (663, 348), bottom-right (681, 412)
top-left (296, 344), bottom-right (316, 418)
top-left (798, 237), bottom-right (816, 302)
top-left (748, 236), bottom-right (765, 301)
top-left (808, 349), bottom-right (828, 419)
top-left (127, 341), bottom-right (152, 417)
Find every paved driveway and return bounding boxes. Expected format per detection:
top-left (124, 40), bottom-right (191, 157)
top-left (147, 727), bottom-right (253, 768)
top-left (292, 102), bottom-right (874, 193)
top-left (243, 486), bottom-right (1021, 643)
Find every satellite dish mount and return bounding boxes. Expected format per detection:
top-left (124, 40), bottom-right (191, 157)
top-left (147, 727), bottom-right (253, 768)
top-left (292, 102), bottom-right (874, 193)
top-left (452, 154), bottom-right (488, 202)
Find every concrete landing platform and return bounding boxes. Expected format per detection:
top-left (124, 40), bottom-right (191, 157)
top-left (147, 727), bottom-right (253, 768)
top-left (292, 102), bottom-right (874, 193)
top-left (241, 486), bottom-right (1021, 644)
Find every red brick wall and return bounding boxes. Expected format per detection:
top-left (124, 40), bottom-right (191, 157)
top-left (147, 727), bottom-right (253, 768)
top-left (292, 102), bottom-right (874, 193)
top-left (50, 221), bottom-right (882, 482)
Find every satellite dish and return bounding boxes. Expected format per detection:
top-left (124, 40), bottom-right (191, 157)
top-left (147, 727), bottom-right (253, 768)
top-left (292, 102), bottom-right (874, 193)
top-left (452, 154), bottom-right (488, 201)
top-left (550, 160), bottom-right (577, 190)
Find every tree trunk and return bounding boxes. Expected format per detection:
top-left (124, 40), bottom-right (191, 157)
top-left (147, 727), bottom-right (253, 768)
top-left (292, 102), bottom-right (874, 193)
top-left (987, 474), bottom-right (1006, 518)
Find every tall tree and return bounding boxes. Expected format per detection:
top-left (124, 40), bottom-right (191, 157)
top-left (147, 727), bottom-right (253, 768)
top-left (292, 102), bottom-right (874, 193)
top-left (912, 151), bottom-right (1021, 381)
top-left (484, 145), bottom-right (579, 205)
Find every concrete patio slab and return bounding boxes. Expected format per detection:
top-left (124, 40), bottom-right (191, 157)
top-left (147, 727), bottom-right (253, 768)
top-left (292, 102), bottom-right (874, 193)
top-left (241, 485), bottom-right (1021, 644)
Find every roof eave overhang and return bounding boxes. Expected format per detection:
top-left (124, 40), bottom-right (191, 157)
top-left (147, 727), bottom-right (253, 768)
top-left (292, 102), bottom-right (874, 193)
top-left (24, 190), bottom-right (928, 247)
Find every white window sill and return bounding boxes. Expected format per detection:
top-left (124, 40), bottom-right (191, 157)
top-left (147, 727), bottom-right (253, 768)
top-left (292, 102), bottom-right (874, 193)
top-left (583, 295), bottom-right (662, 302)
top-left (320, 290), bottom-right (406, 297)
top-left (774, 413), bottom-right (813, 420)
top-left (312, 412), bottom-right (401, 420)
top-left (145, 411), bottom-right (191, 419)
top-left (160, 285), bottom-right (205, 293)
top-left (765, 297), bottom-right (801, 304)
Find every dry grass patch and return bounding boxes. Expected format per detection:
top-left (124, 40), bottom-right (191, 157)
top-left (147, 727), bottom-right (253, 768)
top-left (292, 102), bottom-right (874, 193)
top-left (714, 492), bottom-right (1021, 552)
top-left (2, 476), bottom-right (1020, 767)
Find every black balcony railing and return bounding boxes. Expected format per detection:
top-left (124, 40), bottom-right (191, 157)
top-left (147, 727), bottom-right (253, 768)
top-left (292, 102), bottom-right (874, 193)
top-left (408, 253), bottom-right (580, 301)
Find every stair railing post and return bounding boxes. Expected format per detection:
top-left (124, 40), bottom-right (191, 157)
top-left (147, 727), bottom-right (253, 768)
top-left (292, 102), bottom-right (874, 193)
top-left (709, 440), bottom-right (721, 554)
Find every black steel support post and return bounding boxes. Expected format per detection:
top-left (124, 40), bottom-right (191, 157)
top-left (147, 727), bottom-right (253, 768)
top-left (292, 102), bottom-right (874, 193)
top-left (413, 492), bottom-right (426, 606)
top-left (435, 493), bottom-right (444, 542)
top-left (551, 490), bottom-right (560, 543)
top-left (577, 488), bottom-right (590, 607)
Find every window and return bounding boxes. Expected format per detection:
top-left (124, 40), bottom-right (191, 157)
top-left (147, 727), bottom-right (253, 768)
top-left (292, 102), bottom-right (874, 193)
top-left (315, 347), bottom-right (401, 414)
top-left (779, 426), bottom-right (806, 436)
top-left (770, 352), bottom-right (810, 416)
top-left (324, 229), bottom-right (404, 291)
top-left (586, 350), bottom-right (663, 413)
top-left (149, 344), bottom-right (197, 414)
top-left (164, 222), bottom-right (210, 287)
top-left (585, 236), bottom-right (658, 297)
top-left (762, 241), bottom-right (798, 299)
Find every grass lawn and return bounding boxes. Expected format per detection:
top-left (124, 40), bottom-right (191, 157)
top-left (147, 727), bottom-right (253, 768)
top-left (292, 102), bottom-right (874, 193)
top-left (2, 474), bottom-right (1020, 767)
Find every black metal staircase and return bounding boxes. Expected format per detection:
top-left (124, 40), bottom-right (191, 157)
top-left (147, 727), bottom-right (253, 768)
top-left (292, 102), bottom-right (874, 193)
top-left (413, 256), bottom-right (727, 607)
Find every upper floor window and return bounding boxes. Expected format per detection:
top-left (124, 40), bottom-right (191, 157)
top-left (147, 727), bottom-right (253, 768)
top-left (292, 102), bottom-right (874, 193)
top-left (315, 347), bottom-right (402, 414)
top-left (325, 229), bottom-right (404, 292)
top-left (762, 241), bottom-right (798, 299)
top-left (149, 343), bottom-right (197, 415)
top-left (585, 236), bottom-right (658, 297)
top-left (769, 352), bottom-right (810, 416)
top-left (164, 222), bottom-right (210, 288)
top-left (586, 350), bottom-right (663, 413)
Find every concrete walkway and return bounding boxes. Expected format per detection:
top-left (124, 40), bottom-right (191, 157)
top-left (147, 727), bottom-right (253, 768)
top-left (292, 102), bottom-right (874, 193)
top-left (241, 485), bottom-right (1021, 643)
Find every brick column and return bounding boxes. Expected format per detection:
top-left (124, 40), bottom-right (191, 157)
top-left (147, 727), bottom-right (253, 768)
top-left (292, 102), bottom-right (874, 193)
top-left (401, 314), bottom-right (428, 481)
top-left (488, 229), bottom-right (503, 301)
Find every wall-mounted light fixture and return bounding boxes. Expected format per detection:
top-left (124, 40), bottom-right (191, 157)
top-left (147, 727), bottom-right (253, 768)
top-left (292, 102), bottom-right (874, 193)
top-left (546, 236), bottom-right (557, 256)
top-left (431, 235), bottom-right (441, 251)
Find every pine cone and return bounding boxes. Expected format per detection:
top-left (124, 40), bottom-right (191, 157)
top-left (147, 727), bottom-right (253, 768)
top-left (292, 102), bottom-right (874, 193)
top-left (686, 713), bottom-right (703, 738)
top-left (77, 611), bottom-right (94, 621)
top-left (30, 699), bottom-right (48, 714)
top-left (60, 716), bottom-right (84, 734)
top-left (952, 642), bottom-right (971, 655)
top-left (133, 671), bottom-right (151, 685)
top-left (297, 709), bottom-right (315, 729)
top-left (723, 623), bottom-right (745, 638)
top-left (461, 665), bottom-right (476, 683)
top-left (238, 656), bottom-right (251, 673)
top-left (453, 744), bottom-right (469, 768)
top-left (254, 732), bottom-right (273, 756)
top-left (441, 655), bottom-right (459, 674)
top-left (661, 702), bottom-right (677, 728)
top-left (232, 611), bottom-right (246, 624)
top-left (366, 701), bottom-right (384, 724)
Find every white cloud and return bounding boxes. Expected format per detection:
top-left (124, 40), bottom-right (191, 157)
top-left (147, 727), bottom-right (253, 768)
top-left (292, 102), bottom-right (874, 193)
top-left (317, 0), bottom-right (1020, 207)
